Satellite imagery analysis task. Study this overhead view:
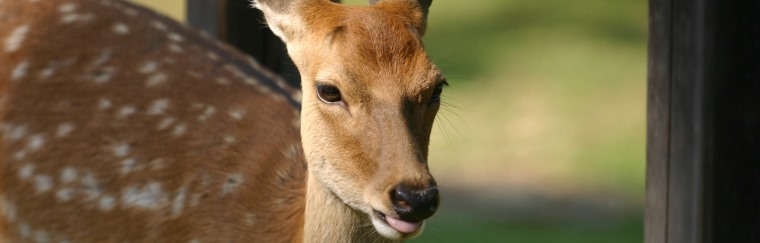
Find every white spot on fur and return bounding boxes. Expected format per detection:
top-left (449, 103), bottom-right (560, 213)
top-left (37, 59), bottom-right (74, 80)
top-left (215, 77), bottom-right (230, 85)
top-left (292, 90), bottom-right (303, 103)
top-left (157, 117), bottom-right (175, 130)
top-left (81, 171), bottom-right (101, 199)
top-left (117, 105), bottom-right (137, 119)
top-left (5, 124), bottom-right (27, 141)
top-left (19, 164), bottom-right (34, 179)
top-left (187, 71), bottom-right (202, 78)
top-left (145, 73), bottom-right (168, 87)
top-left (139, 61), bottom-right (158, 74)
top-left (149, 158), bottom-right (167, 171)
top-left (59, 3), bottom-right (77, 12)
top-left (61, 12), bottom-right (95, 24)
top-left (56, 187), bottom-right (74, 202)
top-left (112, 23), bottom-right (129, 34)
top-left (228, 109), bottom-right (245, 120)
top-left (168, 43), bottom-right (183, 53)
top-left (245, 213), bottom-right (257, 225)
top-left (120, 158), bottom-right (137, 175)
top-left (224, 135), bottom-right (236, 144)
top-left (93, 66), bottom-right (116, 83)
top-left (224, 64), bottom-right (245, 79)
top-left (13, 151), bottom-right (27, 161)
top-left (222, 174), bottom-right (244, 195)
top-left (147, 99), bottom-right (170, 115)
top-left (5, 24), bottom-right (30, 53)
top-left (91, 49), bottom-right (112, 68)
top-left (113, 144), bottom-right (130, 158)
top-left (276, 169), bottom-right (291, 182)
top-left (60, 13), bottom-right (80, 24)
top-left (206, 51), bottom-right (220, 61)
top-left (34, 230), bottom-right (49, 243)
top-left (18, 223), bottom-right (31, 238)
top-left (281, 143), bottom-right (300, 160)
top-left (98, 98), bottom-right (112, 110)
top-left (172, 187), bottom-right (187, 216)
top-left (168, 32), bottom-right (184, 42)
top-left (56, 123), bottom-right (75, 138)
top-left (244, 78), bottom-right (264, 89)
top-left (34, 174), bottom-right (53, 193)
top-left (99, 195), bottom-right (116, 211)
top-left (11, 59), bottom-right (30, 81)
top-left (197, 106), bottom-right (216, 121)
top-left (27, 134), bottom-right (45, 151)
top-left (60, 167), bottom-right (77, 183)
top-left (172, 123), bottom-right (187, 137)
top-left (1, 196), bottom-right (17, 222)
top-left (122, 182), bottom-right (168, 209)
top-left (38, 66), bottom-right (55, 80)
top-left (152, 21), bottom-right (167, 31)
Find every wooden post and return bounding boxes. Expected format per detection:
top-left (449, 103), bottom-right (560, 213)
top-left (186, 0), bottom-right (302, 88)
top-left (186, 0), bottom-right (224, 38)
top-left (647, 0), bottom-right (760, 242)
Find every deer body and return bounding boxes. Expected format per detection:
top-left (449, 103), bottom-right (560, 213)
top-left (0, 0), bottom-right (442, 242)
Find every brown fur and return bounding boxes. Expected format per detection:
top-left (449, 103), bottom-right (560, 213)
top-left (0, 0), bottom-right (304, 242)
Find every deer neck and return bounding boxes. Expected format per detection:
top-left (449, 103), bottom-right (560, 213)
top-left (303, 172), bottom-right (396, 243)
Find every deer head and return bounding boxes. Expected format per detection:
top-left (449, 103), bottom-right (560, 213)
top-left (256, 0), bottom-right (444, 240)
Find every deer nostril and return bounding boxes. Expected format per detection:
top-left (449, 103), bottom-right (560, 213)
top-left (390, 184), bottom-right (440, 222)
top-left (390, 189), bottom-right (408, 208)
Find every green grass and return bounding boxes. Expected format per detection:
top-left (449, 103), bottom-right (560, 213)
top-left (422, 0), bottom-right (647, 197)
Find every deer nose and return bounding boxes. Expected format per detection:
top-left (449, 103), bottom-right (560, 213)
top-left (390, 184), bottom-right (440, 222)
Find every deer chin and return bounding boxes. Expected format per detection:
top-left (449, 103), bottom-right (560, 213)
top-left (369, 209), bottom-right (425, 240)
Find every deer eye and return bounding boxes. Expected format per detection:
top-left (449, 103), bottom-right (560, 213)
top-left (429, 83), bottom-right (444, 104)
top-left (317, 84), bottom-right (342, 103)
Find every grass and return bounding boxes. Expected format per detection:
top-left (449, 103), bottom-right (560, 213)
top-left (420, 0), bottom-right (647, 199)
top-left (413, 212), bottom-right (643, 243)
top-left (135, 0), bottom-right (648, 241)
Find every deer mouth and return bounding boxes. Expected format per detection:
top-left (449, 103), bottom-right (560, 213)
top-left (371, 210), bottom-right (424, 239)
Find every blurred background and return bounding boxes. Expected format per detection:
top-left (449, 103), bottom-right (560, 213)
top-left (132, 0), bottom-right (647, 242)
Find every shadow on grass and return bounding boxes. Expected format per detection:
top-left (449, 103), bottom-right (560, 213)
top-left (413, 213), bottom-right (642, 243)
top-left (411, 187), bottom-right (643, 243)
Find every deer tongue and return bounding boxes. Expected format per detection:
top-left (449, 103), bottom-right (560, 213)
top-left (385, 216), bottom-right (421, 233)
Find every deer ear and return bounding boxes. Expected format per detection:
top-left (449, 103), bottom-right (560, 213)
top-left (369, 0), bottom-right (433, 36)
top-left (253, 0), bottom-right (311, 43)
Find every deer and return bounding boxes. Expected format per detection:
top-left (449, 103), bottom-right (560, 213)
top-left (0, 0), bottom-right (445, 242)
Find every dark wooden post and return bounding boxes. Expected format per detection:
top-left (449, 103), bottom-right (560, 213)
top-left (647, 0), bottom-right (760, 242)
top-left (186, 0), bottom-right (302, 88)
top-left (186, 0), bottom-right (223, 38)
